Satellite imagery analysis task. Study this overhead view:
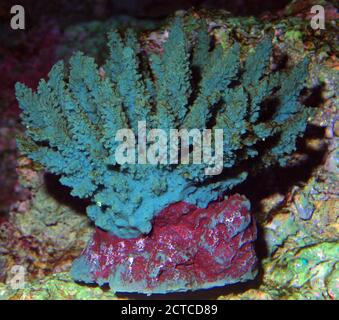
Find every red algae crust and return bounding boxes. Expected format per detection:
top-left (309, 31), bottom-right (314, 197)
top-left (71, 194), bottom-right (258, 294)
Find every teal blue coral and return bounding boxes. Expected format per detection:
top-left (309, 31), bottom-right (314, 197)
top-left (16, 18), bottom-right (312, 238)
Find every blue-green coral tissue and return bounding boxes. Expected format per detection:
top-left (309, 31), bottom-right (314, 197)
top-left (16, 18), bottom-right (312, 238)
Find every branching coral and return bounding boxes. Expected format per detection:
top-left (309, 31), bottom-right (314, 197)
top-left (16, 18), bottom-right (312, 238)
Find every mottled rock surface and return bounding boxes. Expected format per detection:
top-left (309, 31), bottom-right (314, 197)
top-left (0, 158), bottom-right (92, 283)
top-left (0, 272), bottom-right (117, 300)
top-left (71, 195), bottom-right (257, 294)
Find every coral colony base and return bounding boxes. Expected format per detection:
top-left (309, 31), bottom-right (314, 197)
top-left (15, 17), bottom-right (313, 293)
top-left (72, 195), bottom-right (257, 294)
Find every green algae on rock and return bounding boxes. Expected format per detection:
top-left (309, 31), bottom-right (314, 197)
top-left (0, 272), bottom-right (117, 300)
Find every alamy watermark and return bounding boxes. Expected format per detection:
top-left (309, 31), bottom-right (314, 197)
top-left (310, 5), bottom-right (325, 30)
top-left (7, 265), bottom-right (26, 290)
top-left (10, 5), bottom-right (25, 30)
top-left (9, 4), bottom-right (326, 31)
top-left (114, 121), bottom-right (224, 176)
